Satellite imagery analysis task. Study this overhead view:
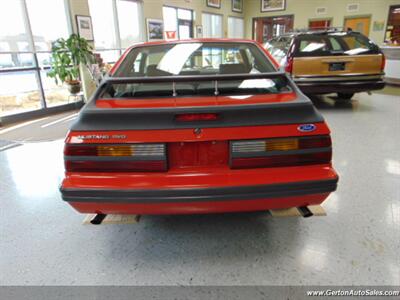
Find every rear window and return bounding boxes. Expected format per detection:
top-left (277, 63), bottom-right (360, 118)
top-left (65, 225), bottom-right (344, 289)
top-left (294, 32), bottom-right (380, 57)
top-left (104, 42), bottom-right (290, 98)
top-left (114, 42), bottom-right (276, 77)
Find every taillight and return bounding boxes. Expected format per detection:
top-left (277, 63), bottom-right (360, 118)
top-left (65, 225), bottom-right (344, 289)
top-left (230, 136), bottom-right (331, 169)
top-left (284, 56), bottom-right (293, 74)
top-left (175, 113), bottom-right (219, 122)
top-left (380, 54), bottom-right (386, 71)
top-left (65, 160), bottom-right (166, 172)
top-left (64, 143), bottom-right (167, 172)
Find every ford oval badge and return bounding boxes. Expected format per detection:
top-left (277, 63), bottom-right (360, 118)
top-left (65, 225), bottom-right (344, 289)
top-left (298, 124), bottom-right (316, 132)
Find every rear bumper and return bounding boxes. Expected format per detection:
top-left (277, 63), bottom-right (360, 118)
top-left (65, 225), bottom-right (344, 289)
top-left (61, 178), bottom-right (338, 215)
top-left (294, 75), bottom-right (385, 94)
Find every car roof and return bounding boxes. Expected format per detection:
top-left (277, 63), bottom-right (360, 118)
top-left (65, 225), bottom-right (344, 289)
top-left (125, 38), bottom-right (259, 50)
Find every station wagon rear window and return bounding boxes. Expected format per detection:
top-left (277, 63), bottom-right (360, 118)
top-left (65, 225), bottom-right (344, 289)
top-left (105, 42), bottom-right (290, 98)
top-left (294, 32), bottom-right (380, 57)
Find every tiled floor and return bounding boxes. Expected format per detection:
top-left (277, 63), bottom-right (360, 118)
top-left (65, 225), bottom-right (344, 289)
top-left (0, 110), bottom-right (79, 143)
top-left (0, 91), bottom-right (399, 285)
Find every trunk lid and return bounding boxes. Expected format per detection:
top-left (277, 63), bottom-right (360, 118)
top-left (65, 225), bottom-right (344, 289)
top-left (68, 73), bottom-right (325, 171)
top-left (71, 73), bottom-right (323, 131)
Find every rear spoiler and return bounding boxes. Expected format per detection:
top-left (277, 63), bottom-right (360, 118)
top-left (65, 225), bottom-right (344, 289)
top-left (93, 72), bottom-right (293, 100)
top-left (70, 72), bottom-right (324, 131)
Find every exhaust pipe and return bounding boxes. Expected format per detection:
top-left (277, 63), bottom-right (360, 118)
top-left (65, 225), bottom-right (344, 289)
top-left (297, 206), bottom-right (313, 218)
top-left (90, 214), bottom-right (107, 225)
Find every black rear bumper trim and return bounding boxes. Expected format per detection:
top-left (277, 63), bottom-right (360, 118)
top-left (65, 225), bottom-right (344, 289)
top-left (60, 178), bottom-right (338, 204)
top-left (296, 80), bottom-right (385, 94)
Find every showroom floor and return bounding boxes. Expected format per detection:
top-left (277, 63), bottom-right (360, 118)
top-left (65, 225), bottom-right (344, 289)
top-left (0, 90), bottom-right (399, 286)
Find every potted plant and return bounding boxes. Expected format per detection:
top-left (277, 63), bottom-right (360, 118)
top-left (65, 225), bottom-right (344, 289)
top-left (48, 34), bottom-right (94, 94)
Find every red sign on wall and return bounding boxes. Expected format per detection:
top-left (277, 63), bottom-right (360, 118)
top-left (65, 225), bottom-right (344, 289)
top-left (165, 31), bottom-right (177, 39)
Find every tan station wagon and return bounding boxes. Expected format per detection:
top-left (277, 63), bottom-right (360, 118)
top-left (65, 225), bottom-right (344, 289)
top-left (264, 29), bottom-right (385, 101)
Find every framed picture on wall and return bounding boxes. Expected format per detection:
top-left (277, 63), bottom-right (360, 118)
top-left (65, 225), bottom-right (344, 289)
top-left (76, 15), bottom-right (94, 41)
top-left (207, 0), bottom-right (221, 9)
top-left (373, 21), bottom-right (384, 32)
top-left (261, 0), bottom-right (286, 12)
top-left (232, 0), bottom-right (243, 13)
top-left (146, 19), bottom-right (164, 41)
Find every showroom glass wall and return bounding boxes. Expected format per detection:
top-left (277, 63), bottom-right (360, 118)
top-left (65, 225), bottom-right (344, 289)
top-left (0, 0), bottom-right (72, 117)
top-left (88, 0), bottom-right (144, 63)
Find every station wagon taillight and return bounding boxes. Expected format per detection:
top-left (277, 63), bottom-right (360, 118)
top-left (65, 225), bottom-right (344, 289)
top-left (284, 56), bottom-right (294, 74)
top-left (230, 136), bottom-right (331, 169)
top-left (64, 143), bottom-right (167, 172)
top-left (380, 54), bottom-right (386, 71)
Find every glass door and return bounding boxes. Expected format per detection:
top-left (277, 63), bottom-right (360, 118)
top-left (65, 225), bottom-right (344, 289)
top-left (177, 8), bottom-right (193, 39)
top-left (163, 6), bottom-right (193, 40)
top-left (385, 5), bottom-right (400, 44)
top-left (253, 15), bottom-right (294, 43)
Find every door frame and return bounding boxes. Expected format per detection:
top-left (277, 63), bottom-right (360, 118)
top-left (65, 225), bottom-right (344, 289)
top-left (252, 14), bottom-right (295, 41)
top-left (385, 5), bottom-right (400, 43)
top-left (343, 14), bottom-right (372, 36)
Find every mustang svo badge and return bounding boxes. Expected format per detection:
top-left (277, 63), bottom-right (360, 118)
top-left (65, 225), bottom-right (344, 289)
top-left (76, 134), bottom-right (127, 140)
top-left (297, 124), bottom-right (316, 132)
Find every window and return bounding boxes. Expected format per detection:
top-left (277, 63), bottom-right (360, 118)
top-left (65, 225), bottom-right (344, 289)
top-left (163, 7), bottom-right (177, 40)
top-left (273, 24), bottom-right (286, 37)
top-left (328, 37), bottom-right (342, 51)
top-left (294, 33), bottom-right (380, 57)
top-left (202, 13), bottom-right (223, 38)
top-left (299, 39), bottom-right (328, 52)
top-left (89, 0), bottom-right (116, 51)
top-left (117, 0), bottom-right (142, 48)
top-left (0, 0), bottom-right (72, 117)
top-left (163, 7), bottom-right (193, 40)
top-left (0, 71), bottom-right (42, 115)
top-left (108, 42), bottom-right (286, 99)
top-left (0, 1), bottom-right (30, 53)
top-left (88, 0), bottom-right (143, 63)
top-left (26, 0), bottom-right (71, 108)
top-left (26, 0), bottom-right (70, 52)
top-left (228, 17), bottom-right (244, 39)
top-left (115, 43), bottom-right (276, 77)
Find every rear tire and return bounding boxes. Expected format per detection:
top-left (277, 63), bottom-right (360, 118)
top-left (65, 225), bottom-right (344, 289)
top-left (337, 93), bottom-right (354, 102)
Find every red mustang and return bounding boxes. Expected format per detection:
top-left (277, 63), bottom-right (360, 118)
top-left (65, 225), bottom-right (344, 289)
top-left (60, 39), bottom-right (338, 215)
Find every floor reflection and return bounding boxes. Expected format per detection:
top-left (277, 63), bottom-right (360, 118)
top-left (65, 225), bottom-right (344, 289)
top-left (4, 141), bottom-right (64, 198)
